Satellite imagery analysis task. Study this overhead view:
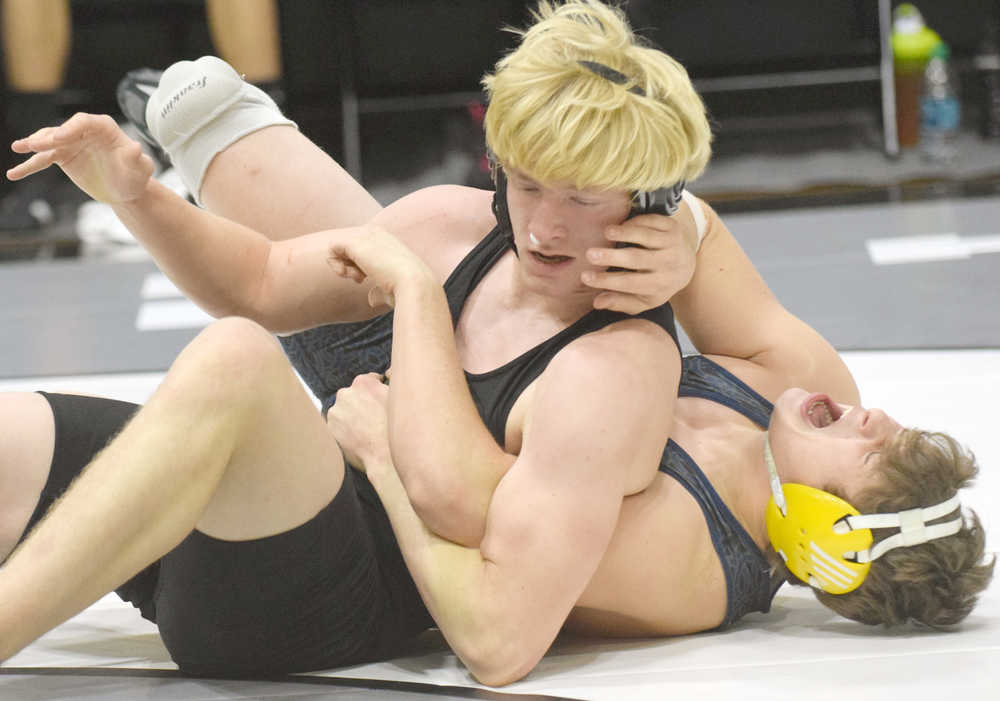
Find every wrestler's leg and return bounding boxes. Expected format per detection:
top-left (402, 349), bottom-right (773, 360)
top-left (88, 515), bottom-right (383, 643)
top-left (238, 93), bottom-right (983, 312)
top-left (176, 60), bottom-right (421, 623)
top-left (198, 0), bottom-right (376, 238)
top-left (198, 125), bottom-right (381, 241)
top-left (0, 317), bottom-right (347, 661)
top-left (136, 55), bottom-right (381, 239)
top-left (1, 0), bottom-right (71, 92)
top-left (0, 393), bottom-right (53, 563)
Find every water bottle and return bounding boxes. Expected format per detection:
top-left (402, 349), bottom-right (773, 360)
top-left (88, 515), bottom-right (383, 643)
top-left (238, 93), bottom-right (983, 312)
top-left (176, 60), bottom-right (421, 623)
top-left (892, 4), bottom-right (941, 148)
top-left (920, 41), bottom-right (961, 162)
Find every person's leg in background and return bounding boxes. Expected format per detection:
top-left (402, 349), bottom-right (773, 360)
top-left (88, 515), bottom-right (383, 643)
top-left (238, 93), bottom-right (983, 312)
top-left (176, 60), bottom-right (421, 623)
top-left (0, 0), bottom-right (72, 230)
top-left (205, 0), bottom-right (284, 104)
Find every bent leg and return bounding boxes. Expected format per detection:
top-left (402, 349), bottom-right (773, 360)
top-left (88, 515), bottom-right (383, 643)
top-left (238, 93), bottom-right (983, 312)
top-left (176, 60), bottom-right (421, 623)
top-left (0, 317), bottom-right (348, 662)
top-left (154, 463), bottom-right (432, 676)
top-left (199, 125), bottom-right (381, 241)
top-left (144, 55), bottom-right (381, 237)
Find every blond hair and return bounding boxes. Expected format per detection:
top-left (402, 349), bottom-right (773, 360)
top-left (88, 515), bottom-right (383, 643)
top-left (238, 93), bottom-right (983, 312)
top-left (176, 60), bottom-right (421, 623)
top-left (783, 429), bottom-right (995, 627)
top-left (481, 0), bottom-right (711, 192)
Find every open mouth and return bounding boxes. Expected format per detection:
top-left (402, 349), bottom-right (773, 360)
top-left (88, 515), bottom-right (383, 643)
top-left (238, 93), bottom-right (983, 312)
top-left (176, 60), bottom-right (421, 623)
top-left (531, 251), bottom-right (573, 265)
top-left (802, 393), bottom-right (845, 428)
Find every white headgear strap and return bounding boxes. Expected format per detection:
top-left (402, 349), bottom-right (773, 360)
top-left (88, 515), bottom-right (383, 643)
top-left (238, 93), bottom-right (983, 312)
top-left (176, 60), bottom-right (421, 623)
top-left (839, 495), bottom-right (963, 563)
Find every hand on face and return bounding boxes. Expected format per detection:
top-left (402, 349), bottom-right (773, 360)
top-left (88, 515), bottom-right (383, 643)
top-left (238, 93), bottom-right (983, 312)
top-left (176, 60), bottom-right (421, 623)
top-left (7, 113), bottom-right (155, 205)
top-left (326, 372), bottom-right (392, 473)
top-left (327, 224), bottom-right (435, 308)
top-left (581, 210), bottom-right (698, 315)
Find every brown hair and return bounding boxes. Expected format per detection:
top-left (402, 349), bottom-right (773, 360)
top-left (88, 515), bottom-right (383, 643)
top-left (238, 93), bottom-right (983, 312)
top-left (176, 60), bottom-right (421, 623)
top-left (782, 429), bottom-right (995, 627)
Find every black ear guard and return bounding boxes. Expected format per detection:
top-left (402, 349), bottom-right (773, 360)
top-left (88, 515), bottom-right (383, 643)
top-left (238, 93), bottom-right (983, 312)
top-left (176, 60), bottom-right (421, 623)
top-left (630, 181), bottom-right (686, 218)
top-left (488, 152), bottom-right (516, 252)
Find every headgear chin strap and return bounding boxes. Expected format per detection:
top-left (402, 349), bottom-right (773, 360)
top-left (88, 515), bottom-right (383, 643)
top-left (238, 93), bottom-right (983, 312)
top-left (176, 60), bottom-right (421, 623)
top-left (762, 433), bottom-right (963, 595)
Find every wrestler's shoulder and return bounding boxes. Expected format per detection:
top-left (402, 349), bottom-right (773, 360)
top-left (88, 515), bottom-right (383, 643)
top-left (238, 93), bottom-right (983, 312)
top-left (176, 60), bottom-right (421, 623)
top-left (376, 185), bottom-right (496, 241)
top-left (372, 185), bottom-right (496, 278)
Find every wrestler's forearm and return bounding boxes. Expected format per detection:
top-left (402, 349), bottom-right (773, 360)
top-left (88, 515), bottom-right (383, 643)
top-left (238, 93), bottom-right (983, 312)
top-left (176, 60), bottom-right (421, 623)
top-left (112, 179), bottom-right (273, 320)
top-left (387, 278), bottom-right (515, 546)
top-left (671, 206), bottom-right (860, 403)
top-left (365, 457), bottom-right (532, 686)
top-left (113, 181), bottom-right (379, 332)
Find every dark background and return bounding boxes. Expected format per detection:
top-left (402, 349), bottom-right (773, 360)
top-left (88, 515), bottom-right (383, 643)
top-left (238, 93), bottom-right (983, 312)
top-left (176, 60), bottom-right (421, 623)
top-left (2, 0), bottom-right (1000, 196)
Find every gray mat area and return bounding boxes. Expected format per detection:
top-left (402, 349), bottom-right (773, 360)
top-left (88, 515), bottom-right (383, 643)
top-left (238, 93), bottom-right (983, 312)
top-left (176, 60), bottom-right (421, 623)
top-left (1, 259), bottom-right (197, 378)
top-left (715, 194), bottom-right (1000, 351)
top-left (1, 194), bottom-right (998, 378)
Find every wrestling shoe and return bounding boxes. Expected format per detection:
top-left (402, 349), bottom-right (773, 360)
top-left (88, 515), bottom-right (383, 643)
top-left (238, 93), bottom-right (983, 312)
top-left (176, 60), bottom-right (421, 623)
top-left (115, 68), bottom-right (169, 165)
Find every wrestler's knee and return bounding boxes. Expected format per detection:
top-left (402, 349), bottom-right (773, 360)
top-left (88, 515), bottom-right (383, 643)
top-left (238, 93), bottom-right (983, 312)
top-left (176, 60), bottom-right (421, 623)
top-left (148, 56), bottom-right (295, 202)
top-left (148, 57), bottom-right (240, 147)
top-left (170, 317), bottom-right (288, 404)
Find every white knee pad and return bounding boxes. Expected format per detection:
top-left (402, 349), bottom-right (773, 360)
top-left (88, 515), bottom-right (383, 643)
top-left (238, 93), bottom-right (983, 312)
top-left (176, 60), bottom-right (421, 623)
top-left (147, 56), bottom-right (296, 203)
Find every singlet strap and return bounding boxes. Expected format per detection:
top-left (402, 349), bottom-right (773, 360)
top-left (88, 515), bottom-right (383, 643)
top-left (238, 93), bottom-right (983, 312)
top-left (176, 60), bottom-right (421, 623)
top-left (442, 225), bottom-right (510, 324)
top-left (445, 225), bottom-right (680, 446)
top-left (660, 439), bottom-right (777, 628)
top-left (660, 354), bottom-right (783, 626)
top-left (468, 302), bottom-right (678, 445)
top-left (678, 355), bottom-right (773, 429)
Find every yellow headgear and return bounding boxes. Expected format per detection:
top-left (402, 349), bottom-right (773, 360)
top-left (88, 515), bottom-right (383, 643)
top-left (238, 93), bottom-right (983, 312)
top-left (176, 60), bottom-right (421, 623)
top-left (763, 434), bottom-right (963, 595)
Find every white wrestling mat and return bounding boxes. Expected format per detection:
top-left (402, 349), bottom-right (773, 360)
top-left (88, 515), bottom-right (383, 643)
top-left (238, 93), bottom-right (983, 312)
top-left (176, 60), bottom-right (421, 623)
top-left (1, 349), bottom-right (997, 700)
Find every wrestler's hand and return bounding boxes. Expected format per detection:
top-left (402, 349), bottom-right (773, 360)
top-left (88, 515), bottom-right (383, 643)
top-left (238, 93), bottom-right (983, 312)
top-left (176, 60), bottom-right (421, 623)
top-left (327, 224), bottom-right (436, 309)
top-left (581, 208), bottom-right (699, 315)
top-left (7, 113), bottom-right (155, 205)
top-left (327, 372), bottom-right (392, 475)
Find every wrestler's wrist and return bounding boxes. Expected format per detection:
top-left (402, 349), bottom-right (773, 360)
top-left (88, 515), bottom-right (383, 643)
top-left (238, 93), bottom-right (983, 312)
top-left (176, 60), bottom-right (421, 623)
top-left (392, 266), bottom-right (441, 303)
top-left (363, 456), bottom-right (398, 492)
top-left (109, 177), bottom-right (168, 223)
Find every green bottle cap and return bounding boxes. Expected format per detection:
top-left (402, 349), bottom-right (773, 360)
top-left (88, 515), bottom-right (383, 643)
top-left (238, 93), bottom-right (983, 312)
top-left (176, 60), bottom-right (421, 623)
top-left (891, 3), bottom-right (941, 61)
top-left (930, 41), bottom-right (951, 60)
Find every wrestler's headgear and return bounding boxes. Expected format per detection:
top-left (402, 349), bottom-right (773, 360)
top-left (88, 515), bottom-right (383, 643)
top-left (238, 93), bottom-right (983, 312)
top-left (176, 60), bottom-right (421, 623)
top-left (762, 433), bottom-right (963, 595)
top-left (487, 60), bottom-right (687, 251)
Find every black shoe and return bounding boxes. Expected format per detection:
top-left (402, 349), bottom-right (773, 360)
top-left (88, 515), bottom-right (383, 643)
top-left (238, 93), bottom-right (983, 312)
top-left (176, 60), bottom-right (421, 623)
top-left (116, 68), bottom-right (168, 164)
